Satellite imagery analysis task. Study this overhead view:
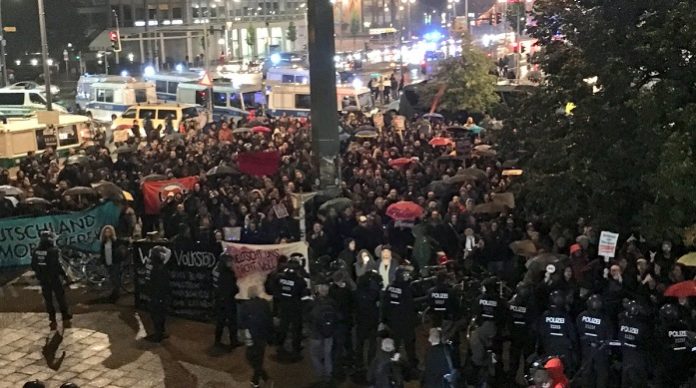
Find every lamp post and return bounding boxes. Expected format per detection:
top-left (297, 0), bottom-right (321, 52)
top-left (37, 0), bottom-right (52, 111)
top-left (0, 0), bottom-right (7, 87)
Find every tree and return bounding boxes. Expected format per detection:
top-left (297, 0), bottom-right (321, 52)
top-left (286, 21), bottom-right (297, 51)
top-left (502, 0), bottom-right (696, 240)
top-left (423, 34), bottom-right (499, 113)
top-left (505, 2), bottom-right (526, 32)
top-left (246, 25), bottom-right (257, 57)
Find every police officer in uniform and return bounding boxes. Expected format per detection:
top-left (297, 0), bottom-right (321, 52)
top-left (468, 277), bottom-right (506, 385)
top-left (213, 253), bottom-right (240, 350)
top-left (275, 257), bottom-right (309, 359)
top-left (31, 231), bottom-right (71, 330)
top-left (654, 303), bottom-right (692, 386)
top-left (576, 294), bottom-right (613, 388)
top-left (617, 300), bottom-right (650, 388)
top-left (383, 267), bottom-right (418, 368)
top-left (506, 282), bottom-right (535, 386)
top-left (537, 290), bottom-right (577, 374)
top-left (427, 272), bottom-right (461, 367)
top-left (145, 245), bottom-right (171, 342)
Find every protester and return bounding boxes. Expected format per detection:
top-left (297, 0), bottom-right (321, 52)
top-left (99, 225), bottom-right (127, 302)
top-left (239, 286), bottom-right (272, 388)
top-left (145, 245), bottom-right (171, 343)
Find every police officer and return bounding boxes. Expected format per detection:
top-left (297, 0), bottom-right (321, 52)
top-left (506, 282), bottom-right (536, 385)
top-left (617, 300), bottom-right (650, 388)
top-left (213, 253), bottom-right (240, 350)
top-left (575, 294), bottom-right (613, 388)
top-left (537, 290), bottom-right (577, 374)
top-left (382, 266), bottom-right (418, 368)
top-left (427, 272), bottom-right (461, 367)
top-left (31, 231), bottom-right (71, 330)
top-left (275, 257), bottom-right (309, 359)
top-left (468, 277), bottom-right (506, 385)
top-left (354, 270), bottom-right (382, 369)
top-left (145, 245), bottom-right (171, 342)
top-left (654, 303), bottom-right (692, 386)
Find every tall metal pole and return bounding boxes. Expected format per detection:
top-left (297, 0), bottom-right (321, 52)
top-left (515, 3), bottom-right (521, 84)
top-left (0, 0), bottom-right (8, 87)
top-left (307, 0), bottom-right (339, 190)
top-left (37, 0), bottom-right (52, 111)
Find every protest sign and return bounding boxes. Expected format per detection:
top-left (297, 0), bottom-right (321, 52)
top-left (133, 241), bottom-right (219, 321)
top-left (0, 202), bottom-right (120, 267)
top-left (598, 231), bottom-right (619, 259)
top-left (142, 176), bottom-right (198, 215)
top-left (221, 241), bottom-right (309, 299)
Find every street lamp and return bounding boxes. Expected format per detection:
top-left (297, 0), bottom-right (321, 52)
top-left (37, 0), bottom-right (53, 110)
top-left (0, 0), bottom-right (7, 87)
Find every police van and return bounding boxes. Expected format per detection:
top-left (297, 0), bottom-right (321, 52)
top-left (267, 83), bottom-right (373, 117)
top-left (110, 103), bottom-right (202, 136)
top-left (176, 82), bottom-right (264, 122)
top-left (84, 79), bottom-right (157, 122)
top-left (265, 66), bottom-right (310, 86)
top-left (75, 74), bottom-right (132, 110)
top-left (0, 89), bottom-right (67, 113)
top-left (143, 71), bottom-right (202, 101)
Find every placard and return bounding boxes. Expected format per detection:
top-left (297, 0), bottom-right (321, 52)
top-left (598, 231), bottom-right (619, 258)
top-left (393, 115), bottom-right (405, 132)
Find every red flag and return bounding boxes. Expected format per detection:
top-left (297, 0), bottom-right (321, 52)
top-left (142, 176), bottom-right (198, 215)
top-left (238, 151), bottom-right (280, 176)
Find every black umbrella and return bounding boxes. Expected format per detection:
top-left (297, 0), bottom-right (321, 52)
top-left (91, 181), bottom-right (125, 200)
top-left (66, 155), bottom-right (88, 165)
top-left (207, 165), bottom-right (240, 178)
top-left (0, 185), bottom-right (23, 196)
top-left (140, 174), bottom-right (167, 183)
top-left (63, 186), bottom-right (97, 197)
top-left (116, 145), bottom-right (134, 154)
top-left (24, 197), bottom-right (51, 206)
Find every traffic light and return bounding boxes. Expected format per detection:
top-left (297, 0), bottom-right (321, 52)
top-left (495, 12), bottom-right (502, 24)
top-left (109, 30), bottom-right (122, 52)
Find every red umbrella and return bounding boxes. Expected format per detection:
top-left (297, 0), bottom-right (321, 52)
top-left (386, 201), bottom-right (423, 221)
top-left (664, 280), bottom-right (696, 298)
top-left (429, 137), bottom-right (453, 147)
top-left (388, 158), bottom-right (413, 168)
top-left (252, 126), bottom-right (271, 133)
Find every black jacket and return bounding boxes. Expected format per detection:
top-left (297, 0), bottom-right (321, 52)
top-left (214, 260), bottom-right (239, 304)
top-left (421, 343), bottom-right (453, 388)
top-left (239, 297), bottom-right (273, 342)
top-left (31, 244), bottom-right (65, 283)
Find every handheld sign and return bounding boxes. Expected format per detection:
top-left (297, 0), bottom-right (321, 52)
top-left (598, 231), bottom-right (619, 261)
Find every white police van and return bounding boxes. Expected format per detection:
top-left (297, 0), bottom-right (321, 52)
top-left (267, 83), bottom-right (373, 117)
top-left (143, 71), bottom-right (202, 102)
top-left (84, 79), bottom-right (157, 122)
top-left (75, 74), bottom-right (132, 110)
top-left (176, 82), bottom-right (264, 122)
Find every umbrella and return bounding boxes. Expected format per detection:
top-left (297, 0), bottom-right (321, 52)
top-left (123, 191), bottom-right (134, 201)
top-left (453, 168), bottom-right (487, 181)
top-left (0, 185), bottom-right (23, 196)
top-left (472, 202), bottom-right (508, 214)
top-left (467, 124), bottom-right (485, 134)
top-left (427, 180), bottom-right (450, 197)
top-left (676, 252), bottom-right (696, 267)
top-left (664, 280), bottom-right (696, 298)
top-left (207, 165), bottom-right (240, 177)
top-left (357, 125), bottom-right (377, 132)
top-left (66, 155), bottom-right (88, 165)
top-left (115, 145), bottom-right (134, 154)
top-left (91, 181), bottom-right (125, 200)
top-left (446, 126), bottom-right (467, 133)
top-left (510, 240), bottom-right (537, 257)
top-left (492, 192), bottom-right (515, 209)
top-left (164, 133), bottom-right (184, 142)
top-left (526, 253), bottom-right (562, 272)
top-left (429, 137), bottom-right (453, 147)
top-left (502, 169), bottom-right (524, 176)
top-left (343, 106), bottom-right (361, 112)
top-left (355, 129), bottom-right (378, 139)
top-left (252, 126), bottom-right (271, 133)
top-left (474, 144), bottom-right (493, 152)
top-left (23, 197), bottom-right (51, 206)
top-left (388, 158), bottom-right (413, 168)
top-left (63, 186), bottom-right (97, 197)
top-left (423, 113), bottom-right (444, 120)
top-left (445, 174), bottom-right (477, 185)
top-left (140, 174), bottom-right (167, 183)
top-left (386, 201), bottom-right (423, 221)
top-left (319, 197), bottom-right (353, 213)
top-left (474, 148), bottom-right (498, 157)
top-left (233, 127), bottom-right (252, 134)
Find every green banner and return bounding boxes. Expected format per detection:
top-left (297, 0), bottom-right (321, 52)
top-left (0, 202), bottom-right (121, 267)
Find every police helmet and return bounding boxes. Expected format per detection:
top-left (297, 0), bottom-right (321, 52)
top-left (625, 300), bottom-right (640, 317)
top-left (287, 255), bottom-right (303, 270)
top-left (23, 381), bottom-right (46, 388)
top-left (329, 258), bottom-right (347, 272)
top-left (659, 303), bottom-right (679, 322)
top-left (363, 270), bottom-right (383, 289)
top-left (60, 384), bottom-right (79, 388)
top-left (587, 294), bottom-right (603, 312)
top-left (396, 267), bottom-right (413, 283)
top-left (150, 245), bottom-right (171, 263)
top-left (549, 290), bottom-right (565, 308)
top-left (482, 276), bottom-right (497, 294)
top-left (515, 282), bottom-right (531, 300)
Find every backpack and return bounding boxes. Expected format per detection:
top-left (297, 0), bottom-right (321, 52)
top-left (316, 303), bottom-right (338, 338)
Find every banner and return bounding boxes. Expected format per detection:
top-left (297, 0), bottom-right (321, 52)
top-left (0, 202), bottom-right (121, 267)
top-left (221, 241), bottom-right (309, 299)
top-left (142, 176), bottom-right (198, 215)
top-left (133, 241), bottom-right (219, 321)
top-left (237, 151), bottom-right (280, 177)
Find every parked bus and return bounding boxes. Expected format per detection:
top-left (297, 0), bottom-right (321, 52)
top-left (0, 114), bottom-right (93, 168)
top-left (84, 79), bottom-right (157, 122)
top-left (267, 83), bottom-right (373, 117)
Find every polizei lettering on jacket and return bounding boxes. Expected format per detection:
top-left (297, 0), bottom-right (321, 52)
top-left (545, 317), bottom-right (565, 324)
top-left (581, 316), bottom-right (602, 325)
top-left (620, 325), bottom-right (639, 335)
top-left (479, 299), bottom-right (497, 307)
top-left (668, 330), bottom-right (687, 338)
top-left (432, 292), bottom-right (449, 299)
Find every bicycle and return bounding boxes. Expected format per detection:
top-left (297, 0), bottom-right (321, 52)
top-left (60, 245), bottom-right (133, 294)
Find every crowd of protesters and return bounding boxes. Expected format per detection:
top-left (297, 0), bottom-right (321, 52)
top-left (3, 104), bottom-right (696, 388)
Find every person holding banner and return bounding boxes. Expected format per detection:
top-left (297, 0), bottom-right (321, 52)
top-left (31, 231), bottom-right (71, 330)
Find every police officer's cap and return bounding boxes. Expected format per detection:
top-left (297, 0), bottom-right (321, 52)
top-left (625, 300), bottom-right (640, 317)
top-left (482, 276), bottom-right (497, 292)
top-left (23, 381), bottom-right (46, 388)
top-left (396, 266), bottom-right (412, 282)
top-left (659, 303), bottom-right (679, 322)
top-left (549, 290), bottom-right (565, 307)
top-left (587, 294), bottom-right (603, 311)
top-left (40, 230), bottom-right (54, 241)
